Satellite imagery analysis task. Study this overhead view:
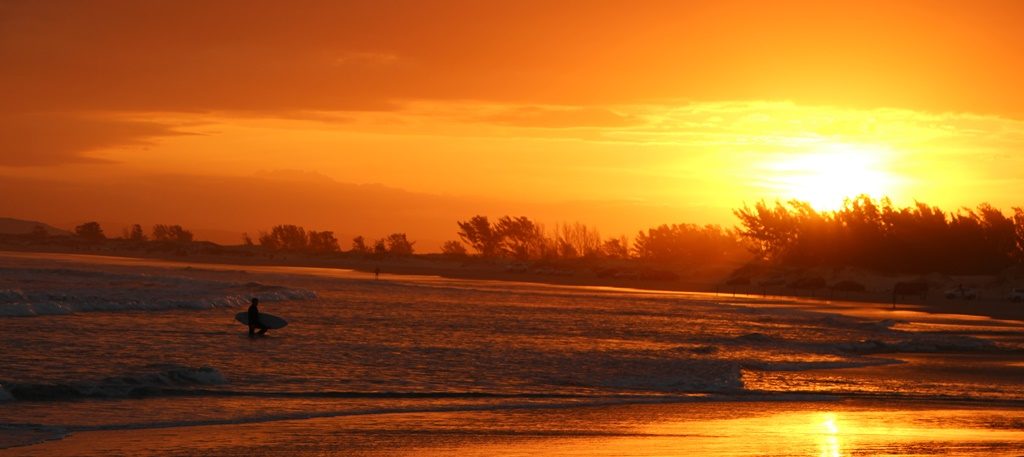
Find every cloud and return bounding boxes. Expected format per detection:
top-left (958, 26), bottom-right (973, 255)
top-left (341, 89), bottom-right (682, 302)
top-left (3, 1), bottom-right (1024, 116)
top-left (481, 106), bottom-right (640, 128)
top-left (0, 113), bottom-right (188, 166)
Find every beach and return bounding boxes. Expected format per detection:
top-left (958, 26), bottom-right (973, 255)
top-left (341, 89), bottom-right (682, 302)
top-left (8, 1), bottom-right (1024, 454)
top-left (3, 244), bottom-right (1023, 323)
top-left (1, 251), bottom-right (1023, 456)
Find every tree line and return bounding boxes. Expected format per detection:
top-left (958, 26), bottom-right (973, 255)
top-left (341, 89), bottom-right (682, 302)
top-left (70, 221), bottom-right (195, 243)
top-left (247, 225), bottom-right (415, 256)
top-left (62, 221), bottom-right (415, 256)
top-left (250, 216), bottom-right (744, 263)
top-left (61, 217), bottom-right (746, 264)
top-left (62, 196), bottom-right (1024, 275)
top-left (734, 195), bottom-right (1024, 274)
top-left (449, 215), bottom-right (745, 263)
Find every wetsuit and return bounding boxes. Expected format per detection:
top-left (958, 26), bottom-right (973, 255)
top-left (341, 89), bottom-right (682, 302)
top-left (248, 302), bottom-right (268, 336)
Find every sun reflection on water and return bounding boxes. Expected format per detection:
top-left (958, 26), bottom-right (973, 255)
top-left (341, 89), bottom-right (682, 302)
top-left (818, 413), bottom-right (842, 457)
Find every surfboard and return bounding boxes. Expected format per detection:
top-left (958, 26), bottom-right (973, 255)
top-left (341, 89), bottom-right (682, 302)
top-left (235, 312), bottom-right (288, 329)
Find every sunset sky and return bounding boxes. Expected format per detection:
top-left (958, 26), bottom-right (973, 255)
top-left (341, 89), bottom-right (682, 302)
top-left (3, 0), bottom-right (1024, 248)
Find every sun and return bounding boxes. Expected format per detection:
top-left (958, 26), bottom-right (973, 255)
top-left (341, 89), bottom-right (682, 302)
top-left (769, 142), bottom-right (896, 211)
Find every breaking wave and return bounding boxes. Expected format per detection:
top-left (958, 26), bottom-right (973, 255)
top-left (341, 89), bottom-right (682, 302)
top-left (2, 365), bottom-right (226, 401)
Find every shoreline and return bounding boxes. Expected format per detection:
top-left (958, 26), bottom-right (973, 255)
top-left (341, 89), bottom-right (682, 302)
top-left (2, 245), bottom-right (1023, 322)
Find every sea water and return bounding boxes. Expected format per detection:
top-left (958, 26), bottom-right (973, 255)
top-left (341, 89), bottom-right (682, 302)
top-left (1, 251), bottom-right (1023, 455)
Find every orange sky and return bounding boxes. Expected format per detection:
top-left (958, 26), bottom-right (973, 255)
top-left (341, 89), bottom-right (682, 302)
top-left (3, 1), bottom-right (1024, 248)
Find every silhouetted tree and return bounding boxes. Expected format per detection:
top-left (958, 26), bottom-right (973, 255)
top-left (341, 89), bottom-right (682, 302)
top-left (497, 216), bottom-right (546, 260)
top-left (171, 226), bottom-right (193, 242)
top-left (123, 224), bottom-right (147, 242)
top-left (634, 223), bottom-right (742, 263)
top-left (384, 233), bottom-right (415, 256)
top-left (373, 238), bottom-right (387, 255)
top-left (1014, 207), bottom-right (1024, 262)
top-left (457, 215), bottom-right (501, 258)
top-left (441, 240), bottom-right (468, 257)
top-left (259, 225), bottom-right (306, 251)
top-left (258, 231), bottom-right (279, 250)
top-left (152, 224), bottom-right (168, 242)
top-left (733, 200), bottom-right (800, 260)
top-left (74, 221), bottom-right (105, 241)
top-left (555, 222), bottom-right (602, 258)
top-left (734, 196), bottom-right (1024, 274)
top-left (351, 235), bottom-right (369, 254)
top-left (152, 224), bottom-right (193, 243)
top-left (308, 230), bottom-right (340, 253)
top-left (242, 233), bottom-right (255, 246)
top-left (600, 236), bottom-right (630, 259)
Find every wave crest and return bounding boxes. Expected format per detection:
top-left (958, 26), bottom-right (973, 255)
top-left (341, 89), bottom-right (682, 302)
top-left (3, 365), bottom-right (226, 401)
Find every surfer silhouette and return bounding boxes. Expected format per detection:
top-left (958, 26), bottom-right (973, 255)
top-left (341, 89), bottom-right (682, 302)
top-left (248, 297), bottom-right (268, 337)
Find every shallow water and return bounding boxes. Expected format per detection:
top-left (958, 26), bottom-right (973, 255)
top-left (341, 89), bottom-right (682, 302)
top-left (11, 402), bottom-right (1024, 456)
top-left (1, 251), bottom-right (1023, 455)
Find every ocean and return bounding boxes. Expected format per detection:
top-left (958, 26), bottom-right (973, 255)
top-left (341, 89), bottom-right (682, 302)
top-left (1, 251), bottom-right (1023, 456)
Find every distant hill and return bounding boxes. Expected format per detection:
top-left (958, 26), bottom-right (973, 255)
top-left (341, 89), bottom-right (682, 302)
top-left (0, 217), bottom-right (71, 236)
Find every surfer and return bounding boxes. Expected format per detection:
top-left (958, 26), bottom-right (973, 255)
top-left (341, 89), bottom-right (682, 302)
top-left (248, 297), bottom-right (268, 337)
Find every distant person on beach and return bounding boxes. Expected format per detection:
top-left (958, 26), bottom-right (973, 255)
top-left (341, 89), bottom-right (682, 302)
top-left (248, 297), bottom-right (268, 337)
top-left (374, 267), bottom-right (380, 280)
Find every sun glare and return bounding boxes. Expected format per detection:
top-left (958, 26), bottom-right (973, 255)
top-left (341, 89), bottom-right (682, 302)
top-left (818, 413), bottom-right (842, 457)
top-left (770, 143), bottom-right (896, 211)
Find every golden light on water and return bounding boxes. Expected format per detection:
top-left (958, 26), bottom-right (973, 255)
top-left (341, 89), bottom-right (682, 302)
top-left (767, 142), bottom-right (898, 211)
top-left (570, 407), bottom-right (1024, 457)
top-left (818, 413), bottom-right (842, 457)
